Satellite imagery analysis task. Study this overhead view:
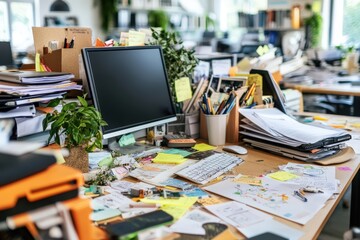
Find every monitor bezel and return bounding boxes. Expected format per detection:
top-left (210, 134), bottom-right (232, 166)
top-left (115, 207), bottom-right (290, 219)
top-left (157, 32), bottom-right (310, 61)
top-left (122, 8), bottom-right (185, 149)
top-left (81, 45), bottom-right (177, 140)
top-left (249, 69), bottom-right (287, 114)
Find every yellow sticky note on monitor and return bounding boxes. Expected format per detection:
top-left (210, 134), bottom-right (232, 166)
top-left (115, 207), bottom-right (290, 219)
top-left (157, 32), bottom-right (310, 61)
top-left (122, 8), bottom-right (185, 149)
top-left (268, 171), bottom-right (298, 181)
top-left (128, 30), bottom-right (145, 46)
top-left (175, 77), bottom-right (192, 102)
top-left (192, 143), bottom-right (216, 152)
top-left (152, 153), bottom-right (187, 164)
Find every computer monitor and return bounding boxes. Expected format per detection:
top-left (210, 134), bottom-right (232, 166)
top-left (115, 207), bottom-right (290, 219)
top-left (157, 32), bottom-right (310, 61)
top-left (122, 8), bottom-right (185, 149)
top-left (81, 46), bottom-right (177, 149)
top-left (249, 69), bottom-right (287, 114)
top-left (0, 41), bottom-right (14, 68)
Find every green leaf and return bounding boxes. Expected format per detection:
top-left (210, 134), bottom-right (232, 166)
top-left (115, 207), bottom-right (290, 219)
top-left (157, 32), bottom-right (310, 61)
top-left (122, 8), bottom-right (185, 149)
top-left (77, 96), bottom-right (88, 107)
top-left (47, 98), bottom-right (61, 107)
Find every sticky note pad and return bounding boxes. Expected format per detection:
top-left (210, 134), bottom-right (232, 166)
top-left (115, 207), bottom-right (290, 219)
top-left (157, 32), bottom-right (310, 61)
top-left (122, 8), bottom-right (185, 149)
top-left (175, 77), bottom-right (192, 102)
top-left (152, 153), bottom-right (187, 164)
top-left (268, 171), bottom-right (298, 181)
top-left (233, 175), bottom-right (262, 186)
top-left (192, 143), bottom-right (217, 152)
top-left (128, 30), bottom-right (145, 46)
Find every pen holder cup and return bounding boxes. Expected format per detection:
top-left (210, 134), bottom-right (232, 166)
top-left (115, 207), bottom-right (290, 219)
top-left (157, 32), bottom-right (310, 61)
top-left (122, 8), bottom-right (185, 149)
top-left (205, 114), bottom-right (229, 146)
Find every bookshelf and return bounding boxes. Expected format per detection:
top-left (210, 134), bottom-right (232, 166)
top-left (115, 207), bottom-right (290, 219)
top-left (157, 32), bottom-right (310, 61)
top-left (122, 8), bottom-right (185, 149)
top-left (114, 0), bottom-right (206, 31)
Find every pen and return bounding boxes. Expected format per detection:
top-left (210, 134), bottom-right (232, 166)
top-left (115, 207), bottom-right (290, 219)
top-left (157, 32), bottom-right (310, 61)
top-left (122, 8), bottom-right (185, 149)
top-left (69, 37), bottom-right (75, 48)
top-left (294, 190), bottom-right (307, 202)
top-left (63, 37), bottom-right (67, 48)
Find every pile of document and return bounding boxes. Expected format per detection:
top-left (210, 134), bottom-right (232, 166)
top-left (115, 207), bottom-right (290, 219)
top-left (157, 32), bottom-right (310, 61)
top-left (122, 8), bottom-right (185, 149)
top-left (0, 70), bottom-right (82, 140)
top-left (239, 108), bottom-right (351, 161)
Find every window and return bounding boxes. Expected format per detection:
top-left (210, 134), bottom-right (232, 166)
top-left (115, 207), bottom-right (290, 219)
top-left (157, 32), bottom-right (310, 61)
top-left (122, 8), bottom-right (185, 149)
top-left (0, 0), bottom-right (35, 52)
top-left (331, 0), bottom-right (360, 47)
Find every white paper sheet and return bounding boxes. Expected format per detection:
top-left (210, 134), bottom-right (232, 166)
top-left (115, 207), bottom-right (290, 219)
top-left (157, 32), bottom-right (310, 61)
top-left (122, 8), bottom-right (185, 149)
top-left (204, 177), bottom-right (332, 225)
top-left (241, 219), bottom-right (304, 239)
top-left (170, 209), bottom-right (222, 235)
top-left (205, 201), bottom-right (272, 229)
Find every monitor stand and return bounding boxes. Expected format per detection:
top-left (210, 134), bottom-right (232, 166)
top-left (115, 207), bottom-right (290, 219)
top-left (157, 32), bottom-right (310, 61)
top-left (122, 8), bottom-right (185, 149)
top-left (107, 138), bottom-right (156, 155)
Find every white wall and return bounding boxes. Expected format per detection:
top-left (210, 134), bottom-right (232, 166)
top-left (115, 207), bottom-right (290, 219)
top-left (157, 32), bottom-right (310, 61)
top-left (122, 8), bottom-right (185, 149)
top-left (37, 0), bottom-right (104, 42)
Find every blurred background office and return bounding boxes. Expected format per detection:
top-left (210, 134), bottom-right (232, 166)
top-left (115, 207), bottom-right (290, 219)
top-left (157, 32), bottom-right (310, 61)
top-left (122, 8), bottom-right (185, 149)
top-left (1, 0), bottom-right (359, 64)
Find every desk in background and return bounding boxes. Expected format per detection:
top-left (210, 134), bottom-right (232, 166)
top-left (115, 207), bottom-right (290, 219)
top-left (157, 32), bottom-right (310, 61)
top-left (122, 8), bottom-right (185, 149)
top-left (282, 67), bottom-right (360, 116)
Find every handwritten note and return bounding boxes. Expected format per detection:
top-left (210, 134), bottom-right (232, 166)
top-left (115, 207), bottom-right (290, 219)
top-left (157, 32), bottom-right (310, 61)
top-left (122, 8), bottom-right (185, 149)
top-left (268, 171), bottom-right (298, 181)
top-left (192, 143), bottom-right (216, 151)
top-left (128, 30), bottom-right (145, 46)
top-left (175, 77), bottom-right (192, 102)
top-left (233, 175), bottom-right (262, 186)
top-left (152, 153), bottom-right (187, 164)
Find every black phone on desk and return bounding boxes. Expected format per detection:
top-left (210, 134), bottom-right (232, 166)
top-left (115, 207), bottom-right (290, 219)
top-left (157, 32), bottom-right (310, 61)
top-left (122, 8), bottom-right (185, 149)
top-left (106, 210), bottom-right (173, 240)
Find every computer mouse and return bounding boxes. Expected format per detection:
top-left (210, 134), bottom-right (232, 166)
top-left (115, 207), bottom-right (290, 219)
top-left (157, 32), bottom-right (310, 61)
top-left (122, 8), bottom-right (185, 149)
top-left (222, 145), bottom-right (248, 155)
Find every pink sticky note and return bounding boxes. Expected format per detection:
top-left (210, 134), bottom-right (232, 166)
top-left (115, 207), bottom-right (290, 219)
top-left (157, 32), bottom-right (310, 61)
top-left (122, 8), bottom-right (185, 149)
top-left (337, 166), bottom-right (352, 171)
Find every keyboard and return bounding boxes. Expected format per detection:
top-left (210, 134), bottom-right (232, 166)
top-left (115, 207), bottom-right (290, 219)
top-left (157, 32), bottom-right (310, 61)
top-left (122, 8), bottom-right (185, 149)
top-left (176, 153), bottom-right (243, 185)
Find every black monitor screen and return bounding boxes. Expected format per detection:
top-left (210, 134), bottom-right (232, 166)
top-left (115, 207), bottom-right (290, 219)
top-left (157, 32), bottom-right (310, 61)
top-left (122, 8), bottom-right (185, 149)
top-left (0, 42), bottom-right (14, 67)
top-left (82, 46), bottom-right (176, 140)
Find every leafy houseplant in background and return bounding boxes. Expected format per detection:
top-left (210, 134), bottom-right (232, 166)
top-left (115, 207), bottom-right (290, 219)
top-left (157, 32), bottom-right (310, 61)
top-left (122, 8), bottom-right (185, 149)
top-left (43, 95), bottom-right (107, 172)
top-left (148, 10), bottom-right (169, 30)
top-left (304, 3), bottom-right (322, 48)
top-left (94, 0), bottom-right (118, 33)
top-left (149, 28), bottom-right (198, 112)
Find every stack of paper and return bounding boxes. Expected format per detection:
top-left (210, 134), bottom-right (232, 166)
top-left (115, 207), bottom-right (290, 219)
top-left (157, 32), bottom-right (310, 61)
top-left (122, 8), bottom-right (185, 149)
top-left (239, 108), bottom-right (351, 149)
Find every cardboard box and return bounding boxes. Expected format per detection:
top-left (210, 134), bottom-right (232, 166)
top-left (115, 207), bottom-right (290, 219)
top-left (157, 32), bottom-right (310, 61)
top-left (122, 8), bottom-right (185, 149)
top-left (32, 27), bottom-right (92, 78)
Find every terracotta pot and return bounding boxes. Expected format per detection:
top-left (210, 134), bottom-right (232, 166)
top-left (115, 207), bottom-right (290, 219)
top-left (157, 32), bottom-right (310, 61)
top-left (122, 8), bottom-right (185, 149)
top-left (64, 146), bottom-right (89, 173)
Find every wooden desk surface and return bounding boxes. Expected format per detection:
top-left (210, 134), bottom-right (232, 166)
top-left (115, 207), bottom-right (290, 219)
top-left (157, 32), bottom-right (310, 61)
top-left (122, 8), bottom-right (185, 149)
top-left (284, 82), bottom-right (360, 96)
top-left (223, 146), bottom-right (360, 240)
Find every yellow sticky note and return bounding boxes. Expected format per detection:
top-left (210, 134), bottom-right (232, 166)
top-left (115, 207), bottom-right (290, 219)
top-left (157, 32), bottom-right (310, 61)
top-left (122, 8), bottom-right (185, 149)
top-left (152, 153), bottom-right (187, 164)
top-left (148, 197), bottom-right (197, 220)
top-left (192, 143), bottom-right (217, 152)
top-left (268, 171), bottom-right (298, 182)
top-left (35, 53), bottom-right (41, 72)
top-left (197, 197), bottom-right (222, 206)
top-left (233, 175), bottom-right (262, 186)
top-left (128, 30), bottom-right (145, 46)
top-left (174, 77), bottom-right (192, 102)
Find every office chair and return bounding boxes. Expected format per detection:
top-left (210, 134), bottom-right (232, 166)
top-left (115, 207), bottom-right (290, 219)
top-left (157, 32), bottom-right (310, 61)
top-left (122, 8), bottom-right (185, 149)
top-left (0, 41), bottom-right (15, 68)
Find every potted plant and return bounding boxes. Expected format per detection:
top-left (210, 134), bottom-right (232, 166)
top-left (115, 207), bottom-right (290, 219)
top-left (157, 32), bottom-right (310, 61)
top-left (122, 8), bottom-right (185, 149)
top-left (149, 28), bottom-right (198, 110)
top-left (43, 95), bottom-right (107, 172)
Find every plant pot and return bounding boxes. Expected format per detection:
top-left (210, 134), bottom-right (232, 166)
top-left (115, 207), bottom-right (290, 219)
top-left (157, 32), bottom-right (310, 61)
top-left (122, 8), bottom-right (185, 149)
top-left (64, 146), bottom-right (89, 173)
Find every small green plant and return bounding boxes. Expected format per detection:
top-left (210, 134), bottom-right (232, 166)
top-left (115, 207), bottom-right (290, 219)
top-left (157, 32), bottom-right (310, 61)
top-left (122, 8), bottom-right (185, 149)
top-left (43, 95), bottom-right (107, 151)
top-left (149, 28), bottom-right (198, 104)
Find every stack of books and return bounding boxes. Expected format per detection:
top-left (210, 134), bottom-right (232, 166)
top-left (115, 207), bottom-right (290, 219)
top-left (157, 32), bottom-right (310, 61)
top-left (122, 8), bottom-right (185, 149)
top-left (0, 70), bottom-right (82, 141)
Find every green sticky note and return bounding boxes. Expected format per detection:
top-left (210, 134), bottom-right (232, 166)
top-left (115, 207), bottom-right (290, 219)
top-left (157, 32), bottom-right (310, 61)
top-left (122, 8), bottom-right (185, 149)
top-left (161, 149), bottom-right (192, 157)
top-left (118, 134), bottom-right (136, 147)
top-left (268, 171), bottom-right (298, 182)
top-left (98, 155), bottom-right (113, 167)
top-left (174, 77), bottom-right (192, 102)
top-left (192, 143), bottom-right (217, 152)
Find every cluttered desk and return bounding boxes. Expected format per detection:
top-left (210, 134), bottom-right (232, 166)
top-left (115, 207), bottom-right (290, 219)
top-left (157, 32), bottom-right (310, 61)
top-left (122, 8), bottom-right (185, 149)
top-left (1, 28), bottom-right (360, 239)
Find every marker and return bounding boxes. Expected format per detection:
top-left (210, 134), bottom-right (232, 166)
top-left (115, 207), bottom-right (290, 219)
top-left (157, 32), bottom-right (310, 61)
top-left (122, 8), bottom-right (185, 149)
top-left (294, 190), bottom-right (307, 202)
